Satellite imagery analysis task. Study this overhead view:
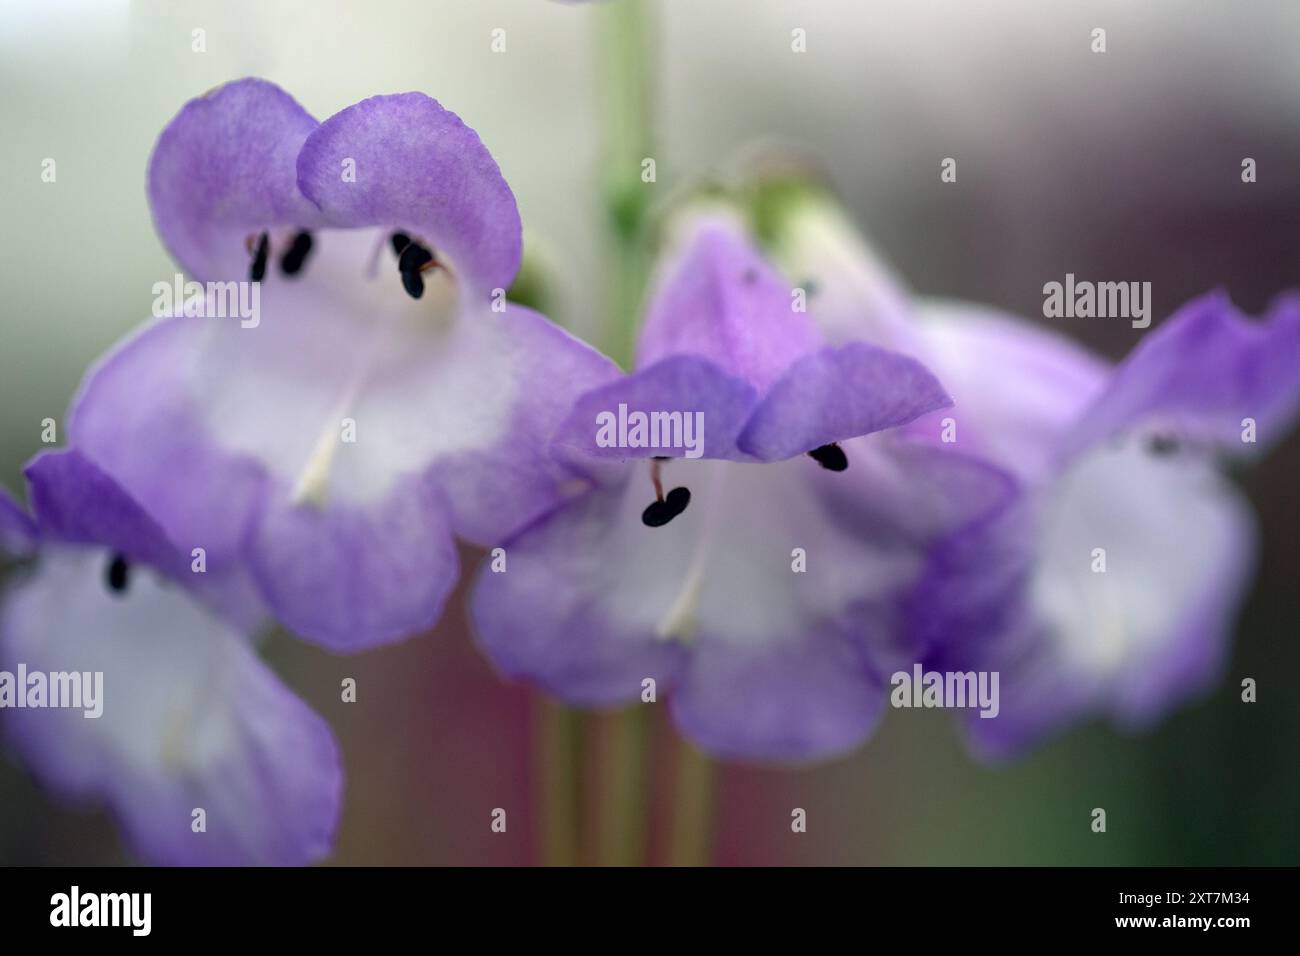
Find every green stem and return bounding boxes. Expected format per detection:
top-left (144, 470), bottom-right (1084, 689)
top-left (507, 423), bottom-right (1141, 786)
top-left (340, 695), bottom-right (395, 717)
top-left (667, 737), bottom-right (716, 866)
top-left (572, 0), bottom-right (659, 868)
top-left (535, 695), bottom-right (580, 866)
top-left (595, 0), bottom-right (655, 366)
top-left (587, 708), bottom-right (651, 866)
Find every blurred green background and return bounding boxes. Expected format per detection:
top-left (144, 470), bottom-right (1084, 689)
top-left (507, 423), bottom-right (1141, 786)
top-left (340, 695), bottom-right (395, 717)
top-left (1, 0), bottom-right (1296, 865)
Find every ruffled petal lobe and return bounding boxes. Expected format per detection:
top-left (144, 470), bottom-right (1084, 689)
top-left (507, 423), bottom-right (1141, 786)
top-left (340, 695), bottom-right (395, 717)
top-left (1063, 291), bottom-right (1300, 462)
top-left (296, 93), bottom-right (522, 297)
top-left (149, 78), bottom-right (323, 282)
top-left (1, 548), bottom-right (341, 865)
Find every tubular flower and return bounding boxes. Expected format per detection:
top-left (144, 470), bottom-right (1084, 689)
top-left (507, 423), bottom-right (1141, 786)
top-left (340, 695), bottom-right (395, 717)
top-left (766, 188), bottom-right (1300, 757)
top-left (472, 213), bottom-right (1010, 762)
top-left (0, 451), bottom-right (342, 865)
top-left (69, 79), bottom-right (620, 651)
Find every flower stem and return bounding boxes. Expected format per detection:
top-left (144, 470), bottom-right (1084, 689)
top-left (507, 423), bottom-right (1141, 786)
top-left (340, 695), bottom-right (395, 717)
top-left (595, 0), bottom-right (655, 367)
top-left (570, 0), bottom-right (660, 869)
top-left (535, 695), bottom-right (580, 866)
top-left (586, 708), bottom-right (651, 866)
top-left (667, 736), bottom-right (716, 866)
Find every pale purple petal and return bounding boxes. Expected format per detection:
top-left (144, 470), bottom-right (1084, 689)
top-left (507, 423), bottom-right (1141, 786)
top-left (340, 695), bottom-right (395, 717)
top-left (1, 547), bottom-right (341, 866)
top-left (1063, 291), bottom-right (1300, 461)
top-left (923, 442), bottom-right (1257, 759)
top-left (910, 300), bottom-right (1112, 481)
top-left (764, 191), bottom-right (923, 354)
top-left (819, 437), bottom-right (1020, 574)
top-left (952, 615), bottom-right (1104, 761)
top-left (551, 355), bottom-right (757, 462)
top-left (737, 342), bottom-right (951, 461)
top-left (71, 282), bottom-right (618, 650)
top-left (470, 477), bottom-right (688, 705)
top-left (23, 450), bottom-right (266, 631)
top-left (424, 303), bottom-right (623, 543)
top-left (903, 473), bottom-right (1033, 665)
top-left (817, 436), bottom-right (1022, 674)
top-left (149, 78), bottom-right (323, 282)
top-left (553, 224), bottom-right (950, 465)
top-left (247, 474), bottom-right (458, 651)
top-left (68, 316), bottom-right (267, 569)
top-left (296, 92), bottom-right (522, 296)
top-left (0, 485), bottom-right (37, 558)
top-left (24, 450), bottom-right (188, 580)
top-left (636, 216), bottom-right (823, 391)
top-left (473, 442), bottom-right (1013, 761)
top-left (670, 624), bottom-right (885, 763)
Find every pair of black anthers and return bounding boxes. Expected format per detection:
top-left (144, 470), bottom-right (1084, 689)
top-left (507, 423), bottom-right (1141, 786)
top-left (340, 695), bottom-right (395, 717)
top-left (639, 443), bottom-right (848, 529)
top-left (247, 230), bottom-right (436, 299)
top-left (247, 230), bottom-right (314, 282)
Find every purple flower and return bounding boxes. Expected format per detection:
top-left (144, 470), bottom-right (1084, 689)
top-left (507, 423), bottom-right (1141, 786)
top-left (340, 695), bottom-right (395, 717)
top-left (910, 292), bottom-right (1300, 757)
top-left (773, 190), bottom-right (1300, 756)
top-left (471, 214), bottom-right (1010, 762)
top-left (0, 451), bottom-right (341, 865)
top-left (68, 78), bottom-right (620, 651)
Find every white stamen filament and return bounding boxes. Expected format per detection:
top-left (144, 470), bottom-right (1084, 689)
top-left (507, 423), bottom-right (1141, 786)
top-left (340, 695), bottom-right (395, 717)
top-left (159, 704), bottom-right (192, 770)
top-left (290, 419), bottom-right (345, 507)
top-left (159, 656), bottom-right (230, 772)
top-left (655, 462), bottom-right (727, 642)
top-left (289, 340), bottom-right (383, 508)
top-left (290, 233), bottom-right (463, 507)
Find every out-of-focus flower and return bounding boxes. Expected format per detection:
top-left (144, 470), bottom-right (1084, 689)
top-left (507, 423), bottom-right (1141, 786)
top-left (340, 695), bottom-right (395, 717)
top-left (913, 293), bottom-right (1300, 757)
top-left (68, 78), bottom-right (620, 651)
top-left (766, 184), bottom-right (1300, 758)
top-left (471, 212), bottom-right (1010, 762)
top-left (0, 451), bottom-right (341, 865)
